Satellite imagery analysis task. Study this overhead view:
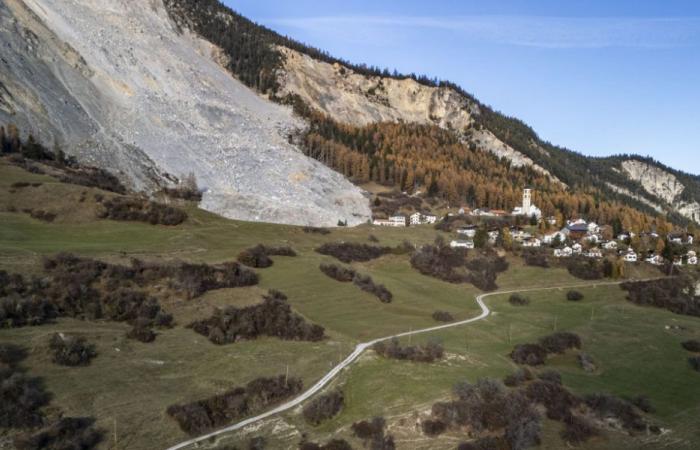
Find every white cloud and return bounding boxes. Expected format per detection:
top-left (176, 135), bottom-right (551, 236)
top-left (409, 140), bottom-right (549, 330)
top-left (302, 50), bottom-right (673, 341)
top-left (267, 15), bottom-right (700, 49)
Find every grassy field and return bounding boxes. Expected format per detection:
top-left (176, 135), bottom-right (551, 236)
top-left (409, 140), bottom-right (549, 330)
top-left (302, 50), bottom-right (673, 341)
top-left (1, 159), bottom-right (699, 450)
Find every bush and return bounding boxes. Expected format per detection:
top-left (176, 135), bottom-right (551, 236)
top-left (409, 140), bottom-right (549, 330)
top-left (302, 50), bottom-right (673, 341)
top-left (373, 338), bottom-right (444, 363)
top-left (578, 352), bottom-right (597, 373)
top-left (682, 340), bottom-right (700, 352)
top-left (566, 257), bottom-right (605, 280)
top-left (237, 245), bottom-right (297, 268)
top-left (525, 380), bottom-right (580, 421)
top-left (98, 196), bottom-right (187, 225)
top-left (167, 375), bottom-right (303, 434)
top-left (49, 334), bottom-right (97, 366)
top-left (0, 296), bottom-right (57, 328)
top-left (457, 437), bottom-right (509, 450)
top-left (622, 277), bottom-right (700, 317)
top-left (560, 413), bottom-right (598, 445)
top-left (189, 293), bottom-right (324, 345)
top-left (0, 366), bottom-right (50, 428)
top-left (14, 417), bottom-right (104, 450)
top-left (316, 242), bottom-right (388, 263)
top-left (538, 370), bottom-right (562, 385)
top-left (538, 332), bottom-right (582, 354)
top-left (584, 394), bottom-right (646, 431)
top-left (566, 290), bottom-right (584, 301)
top-left (432, 310), bottom-right (454, 322)
top-left (300, 440), bottom-right (352, 450)
top-left (522, 248), bottom-right (549, 268)
top-left (0, 343), bottom-right (28, 367)
top-left (302, 389), bottom-right (344, 425)
top-left (630, 395), bottom-right (654, 413)
top-left (503, 368), bottom-right (533, 387)
top-left (421, 419), bottom-right (446, 436)
top-left (352, 274), bottom-right (393, 303)
top-left (510, 344), bottom-right (547, 366)
top-left (319, 263), bottom-right (356, 282)
top-left (689, 356), bottom-right (700, 372)
top-left (59, 167), bottom-right (127, 194)
top-left (127, 323), bottom-right (157, 343)
top-left (352, 417), bottom-right (394, 449)
top-left (509, 294), bottom-right (530, 306)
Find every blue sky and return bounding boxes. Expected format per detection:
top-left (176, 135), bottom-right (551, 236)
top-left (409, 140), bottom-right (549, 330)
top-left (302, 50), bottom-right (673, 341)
top-left (224, 1), bottom-right (700, 175)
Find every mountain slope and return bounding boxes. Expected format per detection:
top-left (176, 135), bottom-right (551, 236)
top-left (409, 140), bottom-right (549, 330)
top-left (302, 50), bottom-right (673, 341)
top-left (0, 0), bottom-right (370, 226)
top-left (163, 0), bottom-right (700, 225)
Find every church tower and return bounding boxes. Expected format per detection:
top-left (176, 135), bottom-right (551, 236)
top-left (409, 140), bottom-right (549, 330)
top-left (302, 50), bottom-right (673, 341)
top-left (523, 188), bottom-right (532, 215)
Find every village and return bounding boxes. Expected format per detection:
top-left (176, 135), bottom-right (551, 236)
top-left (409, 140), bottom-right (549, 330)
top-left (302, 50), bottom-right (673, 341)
top-left (373, 188), bottom-right (698, 267)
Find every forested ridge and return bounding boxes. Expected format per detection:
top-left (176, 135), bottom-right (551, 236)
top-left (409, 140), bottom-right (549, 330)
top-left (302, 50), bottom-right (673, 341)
top-left (162, 0), bottom-right (700, 227)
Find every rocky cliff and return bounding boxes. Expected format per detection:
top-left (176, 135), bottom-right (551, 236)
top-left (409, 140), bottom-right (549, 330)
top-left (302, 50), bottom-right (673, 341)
top-left (0, 0), bottom-right (370, 226)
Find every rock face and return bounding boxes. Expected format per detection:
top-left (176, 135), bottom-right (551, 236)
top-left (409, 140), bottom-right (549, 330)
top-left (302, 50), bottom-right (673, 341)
top-left (278, 47), bottom-right (560, 181)
top-left (621, 160), bottom-right (700, 223)
top-left (0, 0), bottom-right (370, 226)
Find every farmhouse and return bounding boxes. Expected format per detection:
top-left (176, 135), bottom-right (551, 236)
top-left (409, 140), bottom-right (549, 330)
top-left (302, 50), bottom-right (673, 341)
top-left (624, 250), bottom-right (638, 262)
top-left (409, 212), bottom-right (438, 226)
top-left (457, 225), bottom-right (477, 237)
top-left (373, 216), bottom-right (406, 227)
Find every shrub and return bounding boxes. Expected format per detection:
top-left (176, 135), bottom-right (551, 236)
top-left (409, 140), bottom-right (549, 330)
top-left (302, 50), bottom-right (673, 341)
top-left (538, 370), bottom-right (562, 385)
top-left (14, 417), bottom-right (104, 450)
top-left (167, 375), bottom-right (303, 434)
top-left (421, 419), bottom-right (446, 436)
top-left (457, 437), bottom-right (509, 450)
top-left (432, 310), bottom-right (454, 322)
top-left (630, 395), bottom-right (654, 413)
top-left (352, 274), bottom-right (393, 303)
top-left (689, 356), bottom-right (700, 372)
top-left (319, 263), bottom-right (356, 282)
top-left (584, 394), bottom-right (646, 431)
top-left (373, 338), bottom-right (444, 363)
top-left (503, 368), bottom-right (533, 387)
top-left (0, 296), bottom-right (57, 328)
top-left (510, 344), bottom-right (547, 366)
top-left (238, 245), bottom-right (273, 268)
top-left (0, 366), bottom-right (50, 428)
top-left (622, 277), bottom-right (700, 317)
top-left (522, 248), bottom-right (549, 268)
top-left (238, 245), bottom-right (297, 268)
top-left (28, 209), bottom-right (57, 222)
top-left (0, 343), bottom-right (28, 367)
top-left (49, 333), bottom-right (97, 366)
top-left (316, 242), bottom-right (388, 263)
top-left (525, 380), bottom-right (580, 421)
top-left (538, 332), bottom-right (582, 354)
top-left (58, 166), bottom-right (127, 194)
top-left (681, 340), bottom-right (700, 352)
top-left (302, 389), bottom-right (344, 425)
top-left (566, 257), bottom-right (605, 280)
top-left (368, 234), bottom-right (379, 243)
top-left (560, 414), bottom-right (598, 445)
top-left (509, 294), bottom-right (530, 306)
top-left (189, 293), bottom-right (325, 344)
top-left (98, 196), bottom-right (187, 225)
top-left (566, 290), bottom-right (584, 301)
top-left (127, 323), bottom-right (156, 343)
top-left (352, 417), bottom-right (395, 449)
top-left (578, 352), bottom-right (597, 373)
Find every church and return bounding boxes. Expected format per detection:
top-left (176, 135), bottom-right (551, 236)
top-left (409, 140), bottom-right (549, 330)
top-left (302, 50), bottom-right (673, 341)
top-left (512, 188), bottom-right (542, 219)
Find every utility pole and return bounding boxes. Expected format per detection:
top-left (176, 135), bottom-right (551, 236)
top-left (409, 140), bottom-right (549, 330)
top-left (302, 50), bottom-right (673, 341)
top-left (114, 417), bottom-right (118, 449)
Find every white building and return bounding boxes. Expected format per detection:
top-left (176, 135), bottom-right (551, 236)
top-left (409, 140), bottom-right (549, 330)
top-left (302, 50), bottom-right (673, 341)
top-left (457, 225), bottom-right (477, 237)
top-left (554, 246), bottom-right (573, 258)
top-left (544, 230), bottom-right (567, 245)
top-left (585, 248), bottom-right (603, 259)
top-left (512, 188), bottom-right (542, 219)
top-left (450, 240), bottom-right (474, 249)
top-left (373, 216), bottom-right (406, 227)
top-left (688, 251), bottom-right (698, 265)
top-left (572, 243), bottom-right (583, 255)
top-left (624, 250), bottom-right (638, 262)
top-left (487, 230), bottom-right (500, 244)
top-left (645, 254), bottom-right (663, 266)
top-left (602, 241), bottom-right (618, 250)
top-left (522, 238), bottom-right (542, 248)
top-left (587, 222), bottom-right (600, 234)
top-left (409, 212), bottom-right (422, 225)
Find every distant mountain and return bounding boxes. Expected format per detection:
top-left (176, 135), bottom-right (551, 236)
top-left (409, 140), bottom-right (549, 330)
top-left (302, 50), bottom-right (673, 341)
top-left (1, 0), bottom-right (698, 227)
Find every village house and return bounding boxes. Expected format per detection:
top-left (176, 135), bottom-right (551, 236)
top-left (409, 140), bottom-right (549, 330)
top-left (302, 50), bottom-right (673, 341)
top-left (409, 212), bottom-right (438, 226)
top-left (645, 254), bottom-right (663, 266)
top-left (458, 206), bottom-right (471, 215)
top-left (624, 250), bottom-right (638, 263)
top-left (487, 229), bottom-right (500, 244)
top-left (566, 223), bottom-right (589, 240)
top-left (602, 241), bottom-right (618, 250)
top-left (543, 230), bottom-right (567, 245)
top-left (572, 243), bottom-right (583, 255)
top-left (587, 222), bottom-right (600, 234)
top-left (522, 237), bottom-right (542, 248)
top-left (585, 248), bottom-right (603, 259)
top-left (668, 233), bottom-right (684, 245)
top-left (554, 246), bottom-right (573, 258)
top-left (686, 250), bottom-right (697, 265)
top-left (546, 216), bottom-right (558, 226)
top-left (450, 240), bottom-right (474, 249)
top-left (457, 225), bottom-right (477, 237)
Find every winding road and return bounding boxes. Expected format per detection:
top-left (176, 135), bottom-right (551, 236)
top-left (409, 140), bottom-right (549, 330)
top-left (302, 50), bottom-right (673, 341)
top-left (166, 280), bottom-right (629, 450)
